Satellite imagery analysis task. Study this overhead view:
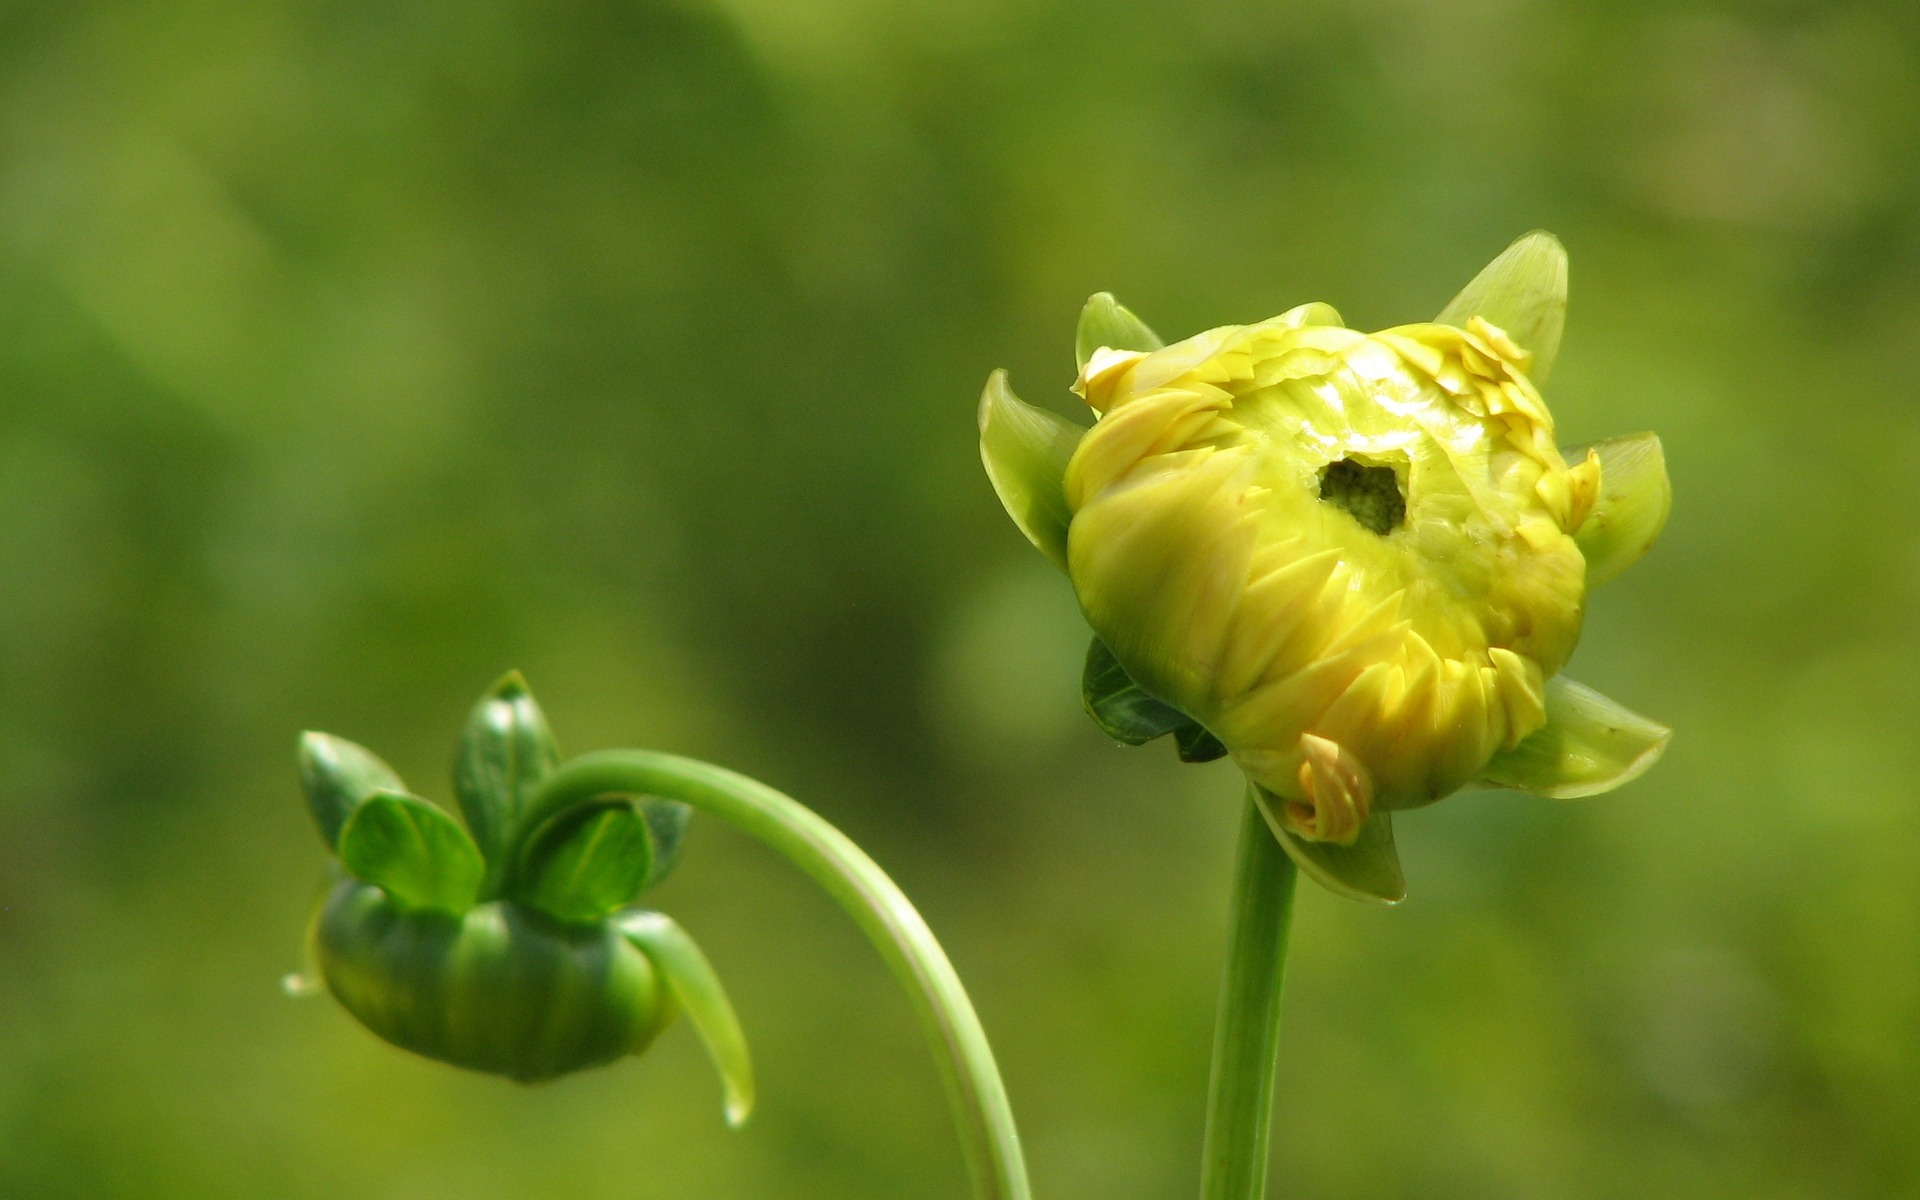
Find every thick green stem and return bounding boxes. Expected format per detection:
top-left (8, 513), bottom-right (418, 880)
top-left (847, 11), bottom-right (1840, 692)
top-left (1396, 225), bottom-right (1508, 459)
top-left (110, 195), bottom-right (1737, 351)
top-left (526, 751), bottom-right (1031, 1200)
top-left (1198, 793), bottom-right (1299, 1200)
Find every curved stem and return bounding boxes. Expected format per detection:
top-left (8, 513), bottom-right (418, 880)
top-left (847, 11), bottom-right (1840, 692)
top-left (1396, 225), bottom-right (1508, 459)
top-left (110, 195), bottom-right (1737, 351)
top-left (527, 750), bottom-right (1031, 1200)
top-left (1198, 792), bottom-right (1299, 1200)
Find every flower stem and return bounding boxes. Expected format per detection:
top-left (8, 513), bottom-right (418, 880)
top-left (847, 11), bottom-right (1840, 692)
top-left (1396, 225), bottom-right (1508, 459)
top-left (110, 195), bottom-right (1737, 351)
top-left (526, 750), bottom-right (1031, 1200)
top-left (1198, 792), bottom-right (1299, 1200)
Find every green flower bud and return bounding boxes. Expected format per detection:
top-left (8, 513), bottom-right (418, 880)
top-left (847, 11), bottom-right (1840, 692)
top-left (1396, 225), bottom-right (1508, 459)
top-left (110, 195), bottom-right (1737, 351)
top-left (294, 673), bottom-right (752, 1121)
top-left (312, 879), bottom-right (673, 1084)
top-left (979, 233), bottom-right (1672, 903)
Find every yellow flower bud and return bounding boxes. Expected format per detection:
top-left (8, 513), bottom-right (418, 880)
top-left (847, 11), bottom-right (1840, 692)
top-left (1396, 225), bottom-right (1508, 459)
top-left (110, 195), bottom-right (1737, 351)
top-left (979, 233), bottom-right (1672, 902)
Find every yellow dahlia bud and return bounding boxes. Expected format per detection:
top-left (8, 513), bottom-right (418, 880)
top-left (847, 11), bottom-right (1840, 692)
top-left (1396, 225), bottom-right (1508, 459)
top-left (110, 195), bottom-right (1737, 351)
top-left (979, 233), bottom-right (1672, 902)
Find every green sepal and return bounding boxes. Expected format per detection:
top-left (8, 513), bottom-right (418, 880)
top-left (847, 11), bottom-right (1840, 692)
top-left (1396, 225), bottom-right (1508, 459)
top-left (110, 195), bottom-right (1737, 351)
top-left (1565, 432), bottom-right (1671, 588)
top-left (515, 800), bottom-right (654, 924)
top-left (1252, 784), bottom-right (1405, 905)
top-left (1075, 292), bottom-right (1165, 370)
top-left (1175, 723), bottom-right (1228, 763)
top-left (619, 910), bottom-right (756, 1127)
top-left (978, 370), bottom-right (1084, 571)
top-left (1272, 301), bottom-right (1344, 329)
top-left (1436, 230), bottom-right (1568, 384)
top-left (299, 731), bottom-right (406, 850)
top-left (640, 800), bottom-right (693, 890)
top-left (455, 671), bottom-right (560, 870)
top-left (1082, 637), bottom-right (1189, 745)
top-left (1477, 676), bottom-right (1671, 799)
top-left (338, 791), bottom-right (485, 914)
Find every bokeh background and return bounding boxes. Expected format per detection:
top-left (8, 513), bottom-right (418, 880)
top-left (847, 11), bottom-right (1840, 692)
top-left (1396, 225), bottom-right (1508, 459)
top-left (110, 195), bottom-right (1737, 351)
top-left (0, 0), bottom-right (1916, 1196)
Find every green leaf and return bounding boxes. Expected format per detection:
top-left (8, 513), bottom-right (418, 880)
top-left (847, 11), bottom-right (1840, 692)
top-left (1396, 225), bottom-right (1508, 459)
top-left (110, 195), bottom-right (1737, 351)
top-left (1478, 676), bottom-right (1671, 799)
top-left (1252, 785), bottom-right (1405, 905)
top-left (1436, 230), bottom-right (1568, 384)
top-left (1075, 292), bottom-right (1165, 370)
top-left (640, 800), bottom-right (693, 890)
top-left (299, 731), bottom-right (405, 850)
top-left (338, 791), bottom-right (484, 914)
top-left (455, 671), bottom-right (561, 869)
top-left (977, 370), bottom-right (1084, 571)
top-left (619, 910), bottom-right (755, 1127)
top-left (516, 800), bottom-right (654, 923)
top-left (1565, 432), bottom-right (1671, 588)
top-left (1175, 722), bottom-right (1228, 763)
top-left (1082, 637), bottom-right (1188, 745)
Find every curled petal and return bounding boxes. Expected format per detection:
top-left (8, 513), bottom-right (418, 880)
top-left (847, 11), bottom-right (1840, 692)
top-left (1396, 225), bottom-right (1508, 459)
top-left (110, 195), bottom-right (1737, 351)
top-left (1291, 733), bottom-right (1373, 844)
top-left (1477, 676), bottom-right (1671, 798)
top-left (1565, 432), bottom-right (1671, 587)
top-left (1436, 231), bottom-right (1568, 384)
top-left (977, 370), bottom-right (1083, 570)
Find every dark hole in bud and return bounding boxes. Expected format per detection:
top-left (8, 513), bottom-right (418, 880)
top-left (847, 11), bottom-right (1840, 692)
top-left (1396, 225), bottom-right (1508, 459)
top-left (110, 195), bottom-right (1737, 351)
top-left (1318, 458), bottom-right (1405, 535)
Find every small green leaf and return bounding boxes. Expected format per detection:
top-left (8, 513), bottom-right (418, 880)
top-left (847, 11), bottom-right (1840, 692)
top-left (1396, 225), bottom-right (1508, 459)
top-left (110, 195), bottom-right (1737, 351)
top-left (1436, 231), bottom-right (1568, 384)
top-left (516, 800), bottom-right (654, 923)
top-left (1252, 785), bottom-right (1405, 905)
top-left (640, 800), bottom-right (693, 890)
top-left (1075, 292), bottom-right (1165, 370)
top-left (1175, 722), bottom-right (1228, 763)
top-left (1083, 637), bottom-right (1189, 745)
top-left (338, 791), bottom-right (484, 914)
top-left (620, 910), bottom-right (755, 1127)
top-left (1478, 676), bottom-right (1671, 799)
top-left (299, 732), bottom-right (405, 850)
top-left (1566, 432), bottom-right (1671, 588)
top-left (455, 671), bottom-right (561, 869)
top-left (978, 371), bottom-right (1084, 571)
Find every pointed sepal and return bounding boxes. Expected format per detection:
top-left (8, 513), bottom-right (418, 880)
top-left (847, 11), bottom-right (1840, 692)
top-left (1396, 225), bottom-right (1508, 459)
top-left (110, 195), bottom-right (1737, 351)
top-left (1075, 292), bottom-right (1165, 370)
top-left (1083, 637), bottom-right (1189, 745)
top-left (1564, 432), bottom-right (1670, 588)
top-left (455, 671), bottom-right (561, 868)
top-left (515, 800), bottom-right (654, 923)
top-left (1175, 722), bottom-right (1229, 763)
top-left (619, 911), bottom-right (756, 1127)
top-left (1272, 301), bottom-right (1343, 330)
top-left (978, 371), bottom-right (1084, 570)
top-left (640, 800), bottom-right (693, 890)
top-left (337, 790), bottom-right (485, 914)
top-left (1437, 231), bottom-right (1568, 384)
top-left (299, 732), bottom-right (405, 850)
top-left (1477, 676), bottom-right (1670, 799)
top-left (1252, 785), bottom-right (1405, 904)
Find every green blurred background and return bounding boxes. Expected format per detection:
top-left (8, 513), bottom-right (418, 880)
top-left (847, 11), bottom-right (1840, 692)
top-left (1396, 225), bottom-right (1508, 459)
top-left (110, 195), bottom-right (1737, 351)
top-left (0, 0), bottom-right (1916, 1196)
